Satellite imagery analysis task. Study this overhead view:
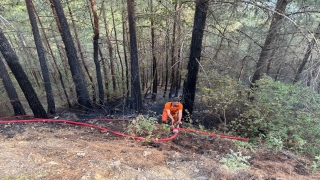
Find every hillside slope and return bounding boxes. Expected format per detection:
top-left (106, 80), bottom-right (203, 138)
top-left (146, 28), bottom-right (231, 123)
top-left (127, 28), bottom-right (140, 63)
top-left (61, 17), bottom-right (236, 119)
top-left (0, 114), bottom-right (319, 180)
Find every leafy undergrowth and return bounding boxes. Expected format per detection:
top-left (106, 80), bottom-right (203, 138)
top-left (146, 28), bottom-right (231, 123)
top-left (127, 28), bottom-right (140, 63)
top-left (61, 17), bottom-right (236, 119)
top-left (195, 76), bottom-right (320, 157)
top-left (0, 112), bottom-right (320, 180)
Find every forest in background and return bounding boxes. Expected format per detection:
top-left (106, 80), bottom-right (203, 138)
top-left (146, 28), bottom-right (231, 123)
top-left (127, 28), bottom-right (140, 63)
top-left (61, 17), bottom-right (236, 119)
top-left (1, 0), bottom-right (320, 156)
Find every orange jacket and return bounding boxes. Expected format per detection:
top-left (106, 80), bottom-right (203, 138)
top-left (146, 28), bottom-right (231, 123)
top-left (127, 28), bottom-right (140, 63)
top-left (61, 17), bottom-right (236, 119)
top-left (164, 102), bottom-right (183, 115)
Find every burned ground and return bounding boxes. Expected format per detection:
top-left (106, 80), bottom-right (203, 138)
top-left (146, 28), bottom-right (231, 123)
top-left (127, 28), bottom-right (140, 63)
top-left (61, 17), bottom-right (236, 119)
top-left (0, 109), bottom-right (319, 179)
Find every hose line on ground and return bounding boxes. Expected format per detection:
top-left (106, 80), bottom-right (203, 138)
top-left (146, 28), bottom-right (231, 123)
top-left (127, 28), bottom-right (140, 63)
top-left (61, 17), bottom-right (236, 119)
top-left (0, 115), bottom-right (253, 142)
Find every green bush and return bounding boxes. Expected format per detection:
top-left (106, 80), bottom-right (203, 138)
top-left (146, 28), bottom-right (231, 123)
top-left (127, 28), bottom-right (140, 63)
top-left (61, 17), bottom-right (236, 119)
top-left (231, 76), bottom-right (320, 154)
top-left (309, 155), bottom-right (320, 173)
top-left (127, 115), bottom-right (158, 138)
top-left (195, 73), bottom-right (250, 131)
top-left (196, 74), bottom-right (320, 155)
top-left (219, 149), bottom-right (251, 170)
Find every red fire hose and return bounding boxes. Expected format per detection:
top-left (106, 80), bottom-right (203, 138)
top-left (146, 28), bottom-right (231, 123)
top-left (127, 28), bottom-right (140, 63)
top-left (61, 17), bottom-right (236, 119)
top-left (0, 115), bottom-right (253, 142)
top-left (0, 118), bottom-right (177, 142)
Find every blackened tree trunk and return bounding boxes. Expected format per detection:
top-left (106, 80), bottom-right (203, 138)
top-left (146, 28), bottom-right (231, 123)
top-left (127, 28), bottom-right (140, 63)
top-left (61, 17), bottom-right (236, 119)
top-left (169, 2), bottom-right (178, 98)
top-left (34, 7), bottom-right (71, 107)
top-left (0, 28), bottom-right (48, 118)
top-left (251, 0), bottom-right (291, 86)
top-left (127, 0), bottom-right (143, 111)
top-left (122, 0), bottom-right (130, 105)
top-left (66, 0), bottom-right (96, 102)
top-left (26, 0), bottom-right (55, 114)
top-left (182, 0), bottom-right (209, 116)
top-left (98, 47), bottom-right (110, 101)
top-left (150, 0), bottom-right (157, 101)
top-left (293, 22), bottom-right (320, 83)
top-left (163, 15), bottom-right (170, 98)
top-left (89, 0), bottom-right (104, 105)
top-left (0, 56), bottom-right (26, 115)
top-left (52, 0), bottom-right (91, 110)
top-left (175, 1), bottom-right (182, 97)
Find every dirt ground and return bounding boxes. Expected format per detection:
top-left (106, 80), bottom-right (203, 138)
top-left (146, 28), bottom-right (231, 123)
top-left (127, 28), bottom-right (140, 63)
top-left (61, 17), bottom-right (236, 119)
top-left (0, 112), bottom-right (320, 180)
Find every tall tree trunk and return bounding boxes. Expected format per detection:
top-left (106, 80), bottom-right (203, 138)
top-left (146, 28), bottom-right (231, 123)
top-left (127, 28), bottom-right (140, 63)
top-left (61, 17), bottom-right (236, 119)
top-left (52, 0), bottom-right (91, 110)
top-left (175, 1), bottom-right (182, 97)
top-left (67, 0), bottom-right (96, 102)
top-left (0, 56), bottom-right (26, 115)
top-left (127, 0), bottom-right (143, 111)
top-left (34, 6), bottom-right (71, 107)
top-left (182, 0), bottom-right (209, 116)
top-left (111, 3), bottom-right (125, 93)
top-left (169, 2), bottom-right (178, 98)
top-left (89, 0), bottom-right (104, 105)
top-left (101, 2), bottom-right (117, 92)
top-left (163, 14), bottom-right (170, 98)
top-left (266, 39), bottom-right (279, 75)
top-left (50, 0), bottom-right (76, 104)
top-left (140, 42), bottom-right (147, 90)
top-left (150, 0), bottom-right (157, 101)
top-left (26, 0), bottom-right (55, 114)
top-left (122, 0), bottom-right (130, 105)
top-left (0, 28), bottom-right (48, 118)
top-left (294, 22), bottom-right (320, 83)
top-left (251, 0), bottom-right (291, 86)
top-left (98, 47), bottom-right (110, 100)
top-left (97, 1), bottom-right (110, 101)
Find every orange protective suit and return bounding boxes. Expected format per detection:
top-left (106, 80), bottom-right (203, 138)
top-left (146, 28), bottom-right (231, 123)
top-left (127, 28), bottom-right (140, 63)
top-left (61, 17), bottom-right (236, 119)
top-left (161, 102), bottom-right (183, 123)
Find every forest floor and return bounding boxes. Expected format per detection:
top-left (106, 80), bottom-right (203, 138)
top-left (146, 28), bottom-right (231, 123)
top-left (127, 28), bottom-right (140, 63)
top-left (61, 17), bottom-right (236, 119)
top-left (0, 98), bottom-right (320, 180)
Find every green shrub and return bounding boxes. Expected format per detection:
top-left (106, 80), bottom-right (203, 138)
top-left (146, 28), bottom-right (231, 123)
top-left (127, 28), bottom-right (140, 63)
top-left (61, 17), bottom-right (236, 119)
top-left (219, 149), bottom-right (251, 170)
top-left (231, 76), bottom-right (320, 154)
top-left (127, 115), bottom-right (158, 137)
top-left (196, 74), bottom-right (320, 155)
top-left (309, 155), bottom-right (320, 173)
top-left (233, 140), bottom-right (256, 153)
top-left (195, 73), bottom-right (250, 131)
